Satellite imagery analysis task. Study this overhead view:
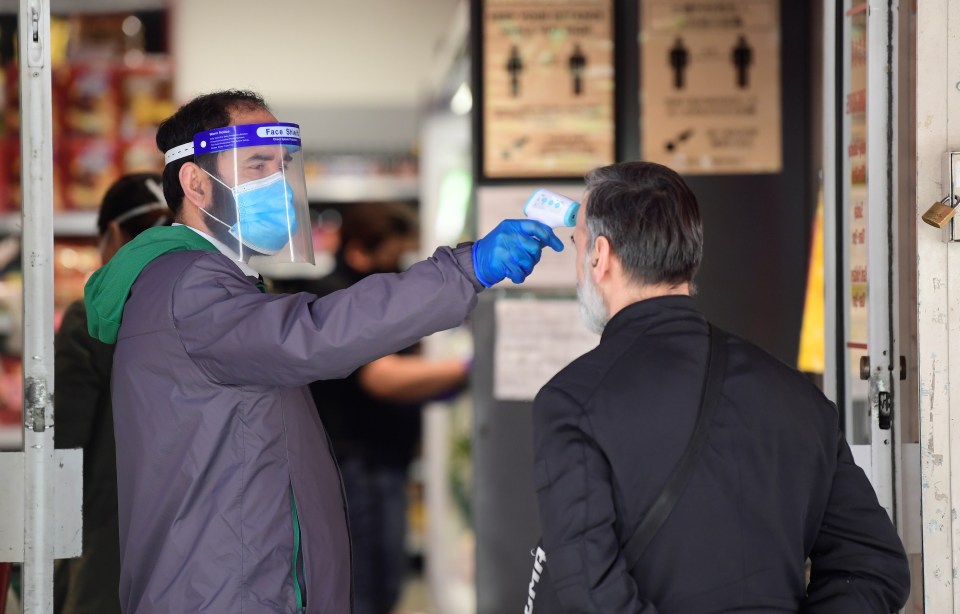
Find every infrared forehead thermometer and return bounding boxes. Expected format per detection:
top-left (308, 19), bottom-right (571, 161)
top-left (523, 189), bottom-right (580, 228)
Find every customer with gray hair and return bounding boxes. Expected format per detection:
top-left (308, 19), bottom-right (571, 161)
top-left (527, 161), bottom-right (909, 613)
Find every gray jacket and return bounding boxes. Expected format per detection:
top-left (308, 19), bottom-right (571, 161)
top-left (110, 246), bottom-right (479, 613)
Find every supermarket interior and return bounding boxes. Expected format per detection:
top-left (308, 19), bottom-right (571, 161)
top-left (3, 0), bottom-right (960, 613)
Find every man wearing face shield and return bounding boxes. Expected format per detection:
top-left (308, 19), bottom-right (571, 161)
top-left (82, 90), bottom-right (563, 614)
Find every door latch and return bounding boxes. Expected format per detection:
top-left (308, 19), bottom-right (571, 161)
top-left (877, 391), bottom-right (893, 430)
top-left (939, 152), bottom-right (960, 241)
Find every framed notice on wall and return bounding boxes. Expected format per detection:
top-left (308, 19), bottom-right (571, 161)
top-left (479, 0), bottom-right (615, 180)
top-left (640, 0), bottom-right (782, 174)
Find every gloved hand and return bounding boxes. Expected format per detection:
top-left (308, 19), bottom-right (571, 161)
top-left (472, 220), bottom-right (564, 287)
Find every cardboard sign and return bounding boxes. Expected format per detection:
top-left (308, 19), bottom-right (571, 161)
top-left (482, 0), bottom-right (615, 179)
top-left (640, 0), bottom-right (782, 174)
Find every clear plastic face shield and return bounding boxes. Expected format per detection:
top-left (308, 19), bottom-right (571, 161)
top-left (166, 122), bottom-right (314, 265)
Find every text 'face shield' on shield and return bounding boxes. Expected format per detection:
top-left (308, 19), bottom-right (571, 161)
top-left (193, 122), bottom-right (314, 265)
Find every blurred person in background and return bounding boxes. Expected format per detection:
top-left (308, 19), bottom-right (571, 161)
top-left (54, 173), bottom-right (171, 614)
top-left (274, 201), bottom-right (469, 614)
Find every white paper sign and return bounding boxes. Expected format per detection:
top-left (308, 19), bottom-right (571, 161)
top-left (494, 299), bottom-right (599, 401)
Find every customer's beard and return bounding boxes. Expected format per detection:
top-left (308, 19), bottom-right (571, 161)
top-left (577, 255), bottom-right (609, 335)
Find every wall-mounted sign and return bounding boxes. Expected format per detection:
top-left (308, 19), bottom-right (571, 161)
top-left (640, 0), bottom-right (782, 174)
top-left (481, 0), bottom-right (615, 179)
top-left (494, 299), bottom-right (599, 400)
top-left (845, 5), bottom-right (868, 351)
top-left (841, 2), bottom-right (870, 442)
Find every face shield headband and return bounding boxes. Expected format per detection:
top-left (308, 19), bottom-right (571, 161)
top-left (163, 122), bottom-right (302, 165)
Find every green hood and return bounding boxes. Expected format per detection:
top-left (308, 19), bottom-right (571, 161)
top-left (84, 225), bottom-right (218, 344)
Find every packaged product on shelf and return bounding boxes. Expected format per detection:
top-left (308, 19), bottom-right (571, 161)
top-left (0, 67), bottom-right (6, 138)
top-left (66, 139), bottom-right (120, 210)
top-left (54, 239), bottom-right (100, 318)
top-left (121, 62), bottom-right (175, 139)
top-left (0, 270), bottom-right (21, 354)
top-left (65, 64), bottom-right (120, 138)
top-left (122, 138), bottom-right (163, 174)
top-left (0, 268), bottom-right (22, 445)
top-left (51, 65), bottom-right (70, 139)
top-left (3, 64), bottom-right (17, 137)
top-left (0, 138), bottom-right (15, 212)
top-left (68, 13), bottom-right (144, 59)
top-left (3, 139), bottom-right (23, 212)
top-left (0, 354), bottom-right (22, 429)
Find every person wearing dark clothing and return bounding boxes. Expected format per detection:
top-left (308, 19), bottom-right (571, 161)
top-left (530, 161), bottom-right (910, 613)
top-left (53, 173), bottom-right (171, 614)
top-left (275, 201), bottom-right (469, 614)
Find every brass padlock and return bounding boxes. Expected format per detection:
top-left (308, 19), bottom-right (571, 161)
top-left (923, 197), bottom-right (957, 228)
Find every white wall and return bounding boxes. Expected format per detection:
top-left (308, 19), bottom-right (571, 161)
top-left (172, 0), bottom-right (459, 107)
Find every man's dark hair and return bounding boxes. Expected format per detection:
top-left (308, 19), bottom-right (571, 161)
top-left (97, 172), bottom-right (171, 237)
top-left (583, 161), bottom-right (703, 287)
top-left (155, 90), bottom-right (269, 217)
top-left (337, 201), bottom-right (418, 255)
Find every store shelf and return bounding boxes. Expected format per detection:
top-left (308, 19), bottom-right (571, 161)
top-left (306, 176), bottom-right (420, 203)
top-left (0, 211), bottom-right (98, 237)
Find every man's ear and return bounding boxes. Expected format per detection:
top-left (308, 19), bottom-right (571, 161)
top-left (179, 162), bottom-right (212, 210)
top-left (592, 234), bottom-right (613, 283)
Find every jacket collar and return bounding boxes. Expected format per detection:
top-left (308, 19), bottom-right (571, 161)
top-left (84, 225), bottom-right (219, 344)
top-left (601, 294), bottom-right (703, 342)
top-left (175, 223), bottom-right (259, 278)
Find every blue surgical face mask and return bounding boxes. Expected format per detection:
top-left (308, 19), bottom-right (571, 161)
top-left (202, 170), bottom-right (299, 255)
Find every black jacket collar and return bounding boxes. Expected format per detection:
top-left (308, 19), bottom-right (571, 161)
top-left (601, 294), bottom-right (703, 342)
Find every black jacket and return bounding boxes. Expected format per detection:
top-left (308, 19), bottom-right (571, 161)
top-left (53, 300), bottom-right (122, 614)
top-left (531, 296), bottom-right (909, 613)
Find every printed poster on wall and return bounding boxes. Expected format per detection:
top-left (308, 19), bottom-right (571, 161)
top-left (845, 4), bottom-right (868, 353)
top-left (494, 299), bottom-right (599, 401)
top-left (482, 0), bottom-right (615, 179)
top-left (843, 2), bottom-right (870, 441)
top-left (640, 0), bottom-right (782, 174)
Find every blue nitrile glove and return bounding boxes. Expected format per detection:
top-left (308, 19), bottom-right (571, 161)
top-left (472, 220), bottom-right (564, 287)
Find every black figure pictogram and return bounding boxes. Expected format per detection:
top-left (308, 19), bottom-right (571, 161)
top-left (507, 45), bottom-right (524, 97)
top-left (569, 44), bottom-right (587, 96)
top-left (669, 38), bottom-right (689, 90)
top-left (732, 35), bottom-right (753, 89)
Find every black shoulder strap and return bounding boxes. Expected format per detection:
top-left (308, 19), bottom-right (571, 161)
top-left (622, 324), bottom-right (728, 571)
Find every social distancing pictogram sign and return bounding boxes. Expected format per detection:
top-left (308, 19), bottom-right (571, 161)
top-left (640, 0), bottom-right (782, 174)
